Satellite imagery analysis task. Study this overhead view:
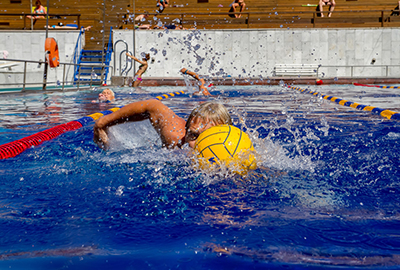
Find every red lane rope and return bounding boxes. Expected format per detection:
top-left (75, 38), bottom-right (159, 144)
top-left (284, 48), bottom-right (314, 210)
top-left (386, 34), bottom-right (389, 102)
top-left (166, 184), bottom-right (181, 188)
top-left (0, 90), bottom-right (190, 159)
top-left (0, 121), bottom-right (82, 159)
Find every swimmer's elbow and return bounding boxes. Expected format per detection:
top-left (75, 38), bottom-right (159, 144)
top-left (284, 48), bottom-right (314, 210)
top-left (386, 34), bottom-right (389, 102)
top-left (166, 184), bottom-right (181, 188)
top-left (94, 116), bottom-right (109, 129)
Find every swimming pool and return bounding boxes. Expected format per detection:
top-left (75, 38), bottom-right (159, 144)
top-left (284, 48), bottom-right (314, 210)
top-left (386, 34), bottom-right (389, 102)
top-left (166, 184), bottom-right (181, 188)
top-left (1, 84), bottom-right (400, 269)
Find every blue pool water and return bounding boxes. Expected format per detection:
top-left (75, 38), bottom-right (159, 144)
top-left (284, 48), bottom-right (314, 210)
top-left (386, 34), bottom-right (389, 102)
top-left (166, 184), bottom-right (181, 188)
top-left (0, 84), bottom-right (400, 269)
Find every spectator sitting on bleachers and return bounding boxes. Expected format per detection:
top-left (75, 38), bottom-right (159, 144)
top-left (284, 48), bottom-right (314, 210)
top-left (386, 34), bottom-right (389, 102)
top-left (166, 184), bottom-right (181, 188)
top-left (391, 1), bottom-right (400, 16)
top-left (135, 12), bottom-right (151, 29)
top-left (45, 23), bottom-right (91, 31)
top-left (319, 0), bottom-right (335, 17)
top-left (228, 0), bottom-right (246, 18)
top-left (27, 0), bottom-right (47, 24)
top-left (135, 12), bottom-right (149, 22)
top-left (135, 24), bottom-right (152, 30)
top-left (157, 0), bottom-right (169, 13)
top-left (121, 12), bottom-right (151, 29)
top-left (153, 23), bottom-right (193, 30)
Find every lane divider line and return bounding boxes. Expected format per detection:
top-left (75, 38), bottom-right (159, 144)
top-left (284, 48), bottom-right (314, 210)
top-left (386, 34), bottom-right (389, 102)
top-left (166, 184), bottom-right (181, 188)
top-left (154, 91), bottom-right (186, 100)
top-left (0, 90), bottom-right (188, 159)
top-left (353, 83), bottom-right (400, 89)
top-left (286, 85), bottom-right (400, 120)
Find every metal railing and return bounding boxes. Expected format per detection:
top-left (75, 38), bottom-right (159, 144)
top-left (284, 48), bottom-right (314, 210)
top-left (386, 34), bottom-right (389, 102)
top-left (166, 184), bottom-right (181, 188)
top-left (0, 58), bottom-right (113, 93)
top-left (0, 13), bottom-right (81, 30)
top-left (23, 13), bottom-right (81, 30)
top-left (72, 27), bottom-right (85, 79)
top-left (118, 9), bottom-right (400, 29)
top-left (113, 40), bottom-right (133, 77)
top-left (104, 27), bottom-right (114, 82)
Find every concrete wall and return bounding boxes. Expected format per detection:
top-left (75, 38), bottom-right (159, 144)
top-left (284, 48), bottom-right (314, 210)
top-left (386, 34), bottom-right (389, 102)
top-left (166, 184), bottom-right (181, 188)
top-left (0, 30), bottom-right (82, 87)
top-left (113, 28), bottom-right (400, 79)
top-left (1, 28), bottom-right (399, 88)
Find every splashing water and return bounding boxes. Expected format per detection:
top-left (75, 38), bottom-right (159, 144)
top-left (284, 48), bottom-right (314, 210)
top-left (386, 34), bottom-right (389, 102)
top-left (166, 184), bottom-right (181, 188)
top-left (1, 26), bottom-right (400, 269)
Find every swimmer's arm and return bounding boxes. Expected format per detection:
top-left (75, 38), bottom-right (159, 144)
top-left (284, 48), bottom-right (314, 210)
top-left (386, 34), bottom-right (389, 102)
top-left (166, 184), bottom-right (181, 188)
top-left (180, 68), bottom-right (201, 80)
top-left (93, 100), bottom-right (152, 149)
top-left (119, 99), bottom-right (186, 143)
top-left (180, 68), bottom-right (211, 96)
top-left (126, 53), bottom-right (146, 65)
top-left (93, 99), bottom-right (183, 149)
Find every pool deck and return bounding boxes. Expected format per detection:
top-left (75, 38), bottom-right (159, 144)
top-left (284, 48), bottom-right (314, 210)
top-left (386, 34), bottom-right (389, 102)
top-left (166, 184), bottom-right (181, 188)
top-left (111, 76), bottom-right (400, 87)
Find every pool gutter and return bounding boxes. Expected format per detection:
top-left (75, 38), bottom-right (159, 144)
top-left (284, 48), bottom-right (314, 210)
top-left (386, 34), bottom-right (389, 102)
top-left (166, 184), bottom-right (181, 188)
top-left (111, 76), bottom-right (400, 87)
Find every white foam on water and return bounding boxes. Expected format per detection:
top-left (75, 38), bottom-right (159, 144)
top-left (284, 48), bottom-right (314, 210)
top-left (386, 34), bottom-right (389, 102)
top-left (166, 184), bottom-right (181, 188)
top-left (107, 119), bottom-right (162, 151)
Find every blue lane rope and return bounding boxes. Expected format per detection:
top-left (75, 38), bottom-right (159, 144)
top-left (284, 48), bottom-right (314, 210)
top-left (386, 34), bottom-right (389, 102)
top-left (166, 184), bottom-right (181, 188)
top-left (353, 83), bottom-right (400, 89)
top-left (286, 85), bottom-right (400, 120)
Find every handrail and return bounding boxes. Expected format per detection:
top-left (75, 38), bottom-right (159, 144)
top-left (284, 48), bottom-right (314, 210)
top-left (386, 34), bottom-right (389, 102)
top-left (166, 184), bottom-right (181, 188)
top-left (103, 26), bottom-right (113, 83)
top-left (120, 49), bottom-right (133, 76)
top-left (0, 58), bottom-right (113, 92)
top-left (72, 28), bottom-right (85, 80)
top-left (0, 13), bottom-right (81, 16)
top-left (1, 8), bottom-right (397, 31)
top-left (0, 13), bottom-right (81, 30)
top-left (126, 10), bottom-right (397, 16)
top-left (106, 27), bottom-right (113, 54)
top-left (118, 9), bottom-right (399, 29)
top-left (24, 14), bottom-right (81, 30)
top-left (113, 40), bottom-right (130, 77)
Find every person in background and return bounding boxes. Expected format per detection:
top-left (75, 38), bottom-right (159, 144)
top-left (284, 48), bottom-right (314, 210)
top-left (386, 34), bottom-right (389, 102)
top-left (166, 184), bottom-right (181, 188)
top-left (98, 88), bottom-right (115, 102)
top-left (390, 1), bottom-right (400, 16)
top-left (135, 12), bottom-right (152, 29)
top-left (152, 23), bottom-right (194, 30)
top-left (135, 11), bottom-right (149, 22)
top-left (126, 52), bottom-right (150, 87)
top-left (318, 0), bottom-right (336, 17)
top-left (228, 0), bottom-right (246, 18)
top-left (180, 68), bottom-right (212, 96)
top-left (157, 0), bottom-right (169, 13)
top-left (27, 0), bottom-right (46, 24)
top-left (92, 88), bottom-right (115, 103)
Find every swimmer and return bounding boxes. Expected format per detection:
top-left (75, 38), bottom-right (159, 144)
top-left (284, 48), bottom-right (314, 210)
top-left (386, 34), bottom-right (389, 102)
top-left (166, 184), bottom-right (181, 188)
top-left (180, 68), bottom-right (212, 96)
top-left (126, 52), bottom-right (150, 87)
top-left (93, 100), bottom-right (231, 150)
top-left (92, 88), bottom-right (115, 103)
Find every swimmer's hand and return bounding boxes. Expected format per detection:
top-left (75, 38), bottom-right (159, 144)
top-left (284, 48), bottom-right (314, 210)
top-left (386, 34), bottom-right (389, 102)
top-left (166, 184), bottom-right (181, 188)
top-left (93, 121), bottom-right (110, 150)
